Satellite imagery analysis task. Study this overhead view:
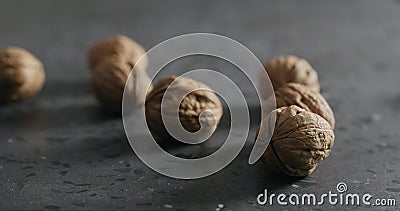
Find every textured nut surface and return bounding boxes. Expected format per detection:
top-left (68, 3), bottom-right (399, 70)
top-left (264, 83), bottom-right (335, 128)
top-left (91, 56), bottom-right (152, 111)
top-left (260, 55), bottom-right (320, 98)
top-left (258, 105), bottom-right (334, 177)
top-left (87, 35), bottom-right (151, 112)
top-left (88, 35), bottom-right (147, 72)
top-left (145, 76), bottom-right (223, 140)
top-left (0, 47), bottom-right (45, 103)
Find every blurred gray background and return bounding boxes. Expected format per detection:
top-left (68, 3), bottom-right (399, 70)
top-left (0, 0), bottom-right (400, 210)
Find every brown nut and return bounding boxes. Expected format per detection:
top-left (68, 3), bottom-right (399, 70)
top-left (91, 56), bottom-right (152, 112)
top-left (257, 105), bottom-right (334, 177)
top-left (145, 76), bottom-right (223, 141)
top-left (87, 35), bottom-right (151, 112)
top-left (264, 83), bottom-right (335, 128)
top-left (88, 35), bottom-right (147, 72)
top-left (0, 47), bottom-right (45, 103)
top-left (260, 55), bottom-right (319, 99)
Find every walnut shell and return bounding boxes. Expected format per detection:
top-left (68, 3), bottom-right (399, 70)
top-left (91, 56), bottom-right (152, 112)
top-left (88, 35), bottom-right (147, 72)
top-left (258, 105), bottom-right (334, 177)
top-left (0, 47), bottom-right (45, 103)
top-left (87, 35), bottom-right (151, 112)
top-left (145, 76), bottom-right (223, 141)
top-left (260, 55), bottom-right (319, 99)
top-left (264, 83), bottom-right (335, 128)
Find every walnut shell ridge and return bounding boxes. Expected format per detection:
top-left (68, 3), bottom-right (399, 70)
top-left (258, 105), bottom-right (334, 177)
top-left (264, 83), bottom-right (335, 128)
top-left (260, 55), bottom-right (320, 99)
top-left (87, 35), bottom-right (151, 112)
top-left (145, 76), bottom-right (223, 141)
top-left (0, 47), bottom-right (45, 103)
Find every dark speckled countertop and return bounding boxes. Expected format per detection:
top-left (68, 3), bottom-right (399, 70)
top-left (0, 0), bottom-right (400, 210)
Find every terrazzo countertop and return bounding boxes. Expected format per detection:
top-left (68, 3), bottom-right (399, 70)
top-left (0, 0), bottom-right (399, 210)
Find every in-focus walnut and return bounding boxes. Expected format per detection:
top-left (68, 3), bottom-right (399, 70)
top-left (264, 83), bottom-right (335, 128)
top-left (0, 47), bottom-right (45, 103)
top-left (257, 105), bottom-right (334, 177)
top-left (87, 35), bottom-right (151, 112)
top-left (260, 55), bottom-right (319, 99)
top-left (145, 76), bottom-right (223, 141)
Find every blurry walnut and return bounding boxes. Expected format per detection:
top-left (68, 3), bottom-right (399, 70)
top-left (260, 55), bottom-right (319, 99)
top-left (145, 76), bottom-right (223, 141)
top-left (91, 56), bottom-right (152, 112)
top-left (257, 105), bottom-right (334, 177)
top-left (87, 35), bottom-right (151, 112)
top-left (0, 47), bottom-right (45, 103)
top-left (88, 35), bottom-right (148, 72)
top-left (264, 83), bottom-right (335, 128)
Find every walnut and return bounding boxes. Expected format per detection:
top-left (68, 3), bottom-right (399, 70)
top-left (257, 105), bottom-right (334, 177)
top-left (264, 83), bottom-right (335, 128)
top-left (87, 35), bottom-right (151, 112)
top-left (260, 55), bottom-right (319, 99)
top-left (145, 76), bottom-right (223, 141)
top-left (88, 35), bottom-right (147, 72)
top-left (0, 47), bottom-right (45, 103)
